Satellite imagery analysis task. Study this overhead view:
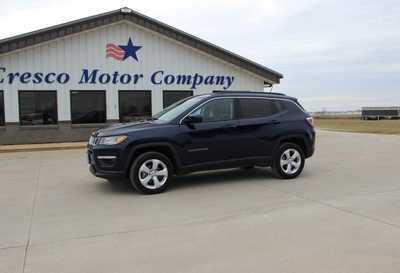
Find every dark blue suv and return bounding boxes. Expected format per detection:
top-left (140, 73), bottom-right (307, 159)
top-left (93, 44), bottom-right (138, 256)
top-left (88, 91), bottom-right (315, 194)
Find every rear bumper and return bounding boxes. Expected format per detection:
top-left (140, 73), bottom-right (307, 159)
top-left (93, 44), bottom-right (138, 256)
top-left (306, 130), bottom-right (316, 158)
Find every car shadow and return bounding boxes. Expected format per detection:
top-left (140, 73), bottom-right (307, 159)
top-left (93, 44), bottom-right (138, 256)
top-left (170, 167), bottom-right (275, 192)
top-left (93, 167), bottom-right (318, 195)
top-left (93, 179), bottom-right (136, 195)
top-left (93, 167), bottom-right (276, 195)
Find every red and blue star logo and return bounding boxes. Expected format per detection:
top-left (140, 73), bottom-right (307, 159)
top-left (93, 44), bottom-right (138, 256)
top-left (106, 37), bottom-right (142, 61)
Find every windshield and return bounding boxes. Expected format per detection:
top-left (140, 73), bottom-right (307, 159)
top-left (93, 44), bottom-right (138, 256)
top-left (153, 95), bottom-right (209, 122)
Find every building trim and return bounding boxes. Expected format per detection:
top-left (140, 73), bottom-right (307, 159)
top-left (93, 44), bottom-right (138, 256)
top-left (0, 7), bottom-right (282, 83)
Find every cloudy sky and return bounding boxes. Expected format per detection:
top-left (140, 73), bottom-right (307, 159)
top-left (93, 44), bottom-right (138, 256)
top-left (1, 0), bottom-right (399, 111)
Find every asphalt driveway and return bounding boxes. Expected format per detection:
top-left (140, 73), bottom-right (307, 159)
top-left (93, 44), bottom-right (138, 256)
top-left (1, 130), bottom-right (400, 273)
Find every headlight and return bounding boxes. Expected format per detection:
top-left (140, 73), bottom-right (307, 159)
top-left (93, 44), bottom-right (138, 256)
top-left (98, 135), bottom-right (128, 145)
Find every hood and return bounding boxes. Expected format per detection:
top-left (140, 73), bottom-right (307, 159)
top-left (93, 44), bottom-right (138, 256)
top-left (94, 119), bottom-right (168, 136)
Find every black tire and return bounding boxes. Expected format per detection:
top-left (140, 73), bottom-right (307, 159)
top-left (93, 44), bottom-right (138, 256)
top-left (129, 152), bottom-right (173, 194)
top-left (272, 143), bottom-right (305, 179)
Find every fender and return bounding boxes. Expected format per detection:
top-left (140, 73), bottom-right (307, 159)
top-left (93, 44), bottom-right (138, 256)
top-left (272, 133), bottom-right (312, 157)
top-left (123, 141), bottom-right (182, 174)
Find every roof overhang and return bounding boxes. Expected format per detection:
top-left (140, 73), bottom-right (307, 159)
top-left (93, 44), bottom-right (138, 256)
top-left (0, 7), bottom-right (283, 84)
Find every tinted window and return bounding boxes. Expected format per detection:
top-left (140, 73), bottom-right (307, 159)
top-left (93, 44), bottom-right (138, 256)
top-left (19, 91), bottom-right (57, 125)
top-left (163, 90), bottom-right (193, 108)
top-left (71, 91), bottom-right (106, 124)
top-left (154, 95), bottom-right (209, 122)
top-left (192, 98), bottom-right (234, 122)
top-left (238, 98), bottom-right (282, 119)
top-left (0, 91), bottom-right (4, 126)
top-left (119, 91), bottom-right (151, 122)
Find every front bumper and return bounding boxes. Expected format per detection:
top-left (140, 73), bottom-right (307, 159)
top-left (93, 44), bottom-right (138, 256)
top-left (89, 164), bottom-right (125, 179)
top-left (87, 146), bottom-right (126, 179)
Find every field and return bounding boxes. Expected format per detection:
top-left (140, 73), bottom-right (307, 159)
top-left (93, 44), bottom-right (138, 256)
top-left (315, 118), bottom-right (400, 135)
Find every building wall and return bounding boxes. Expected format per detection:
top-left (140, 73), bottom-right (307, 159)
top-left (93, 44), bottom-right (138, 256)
top-left (0, 21), bottom-right (266, 144)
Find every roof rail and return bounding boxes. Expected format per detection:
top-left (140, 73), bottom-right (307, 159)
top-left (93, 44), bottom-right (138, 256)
top-left (212, 90), bottom-right (287, 96)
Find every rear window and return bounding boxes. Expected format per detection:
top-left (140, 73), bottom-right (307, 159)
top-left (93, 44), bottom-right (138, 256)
top-left (238, 98), bottom-right (283, 119)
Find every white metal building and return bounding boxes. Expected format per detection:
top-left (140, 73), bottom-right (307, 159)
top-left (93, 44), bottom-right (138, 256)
top-left (0, 7), bottom-right (283, 144)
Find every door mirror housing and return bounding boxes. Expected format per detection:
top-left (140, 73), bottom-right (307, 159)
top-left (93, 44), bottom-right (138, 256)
top-left (183, 115), bottom-right (203, 125)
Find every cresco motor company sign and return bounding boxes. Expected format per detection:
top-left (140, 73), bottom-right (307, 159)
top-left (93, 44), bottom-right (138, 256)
top-left (0, 68), bottom-right (235, 90)
top-left (0, 37), bottom-right (236, 90)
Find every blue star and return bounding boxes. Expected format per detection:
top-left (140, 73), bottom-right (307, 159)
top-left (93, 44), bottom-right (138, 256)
top-left (119, 37), bottom-right (142, 61)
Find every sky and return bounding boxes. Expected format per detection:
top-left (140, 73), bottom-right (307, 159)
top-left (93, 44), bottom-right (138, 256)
top-left (1, 0), bottom-right (399, 111)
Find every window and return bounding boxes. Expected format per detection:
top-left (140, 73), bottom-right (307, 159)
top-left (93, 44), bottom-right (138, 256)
top-left (70, 91), bottom-right (106, 124)
top-left (163, 90), bottom-right (193, 108)
top-left (18, 91), bottom-right (58, 125)
top-left (154, 95), bottom-right (209, 122)
top-left (238, 98), bottom-right (282, 119)
top-left (191, 98), bottom-right (234, 122)
top-left (0, 91), bottom-right (4, 126)
top-left (119, 91), bottom-right (151, 122)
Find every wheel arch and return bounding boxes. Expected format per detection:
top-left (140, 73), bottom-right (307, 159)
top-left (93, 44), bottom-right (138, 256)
top-left (275, 134), bottom-right (309, 157)
top-left (124, 142), bottom-right (181, 176)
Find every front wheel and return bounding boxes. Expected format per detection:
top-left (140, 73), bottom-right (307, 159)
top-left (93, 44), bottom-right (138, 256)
top-left (272, 143), bottom-right (305, 179)
top-left (129, 152), bottom-right (173, 194)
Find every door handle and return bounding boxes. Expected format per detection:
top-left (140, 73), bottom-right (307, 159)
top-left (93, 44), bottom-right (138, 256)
top-left (271, 120), bottom-right (281, 125)
top-left (224, 124), bottom-right (237, 129)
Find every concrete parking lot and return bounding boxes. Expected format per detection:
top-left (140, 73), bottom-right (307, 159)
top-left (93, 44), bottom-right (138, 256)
top-left (1, 130), bottom-right (400, 273)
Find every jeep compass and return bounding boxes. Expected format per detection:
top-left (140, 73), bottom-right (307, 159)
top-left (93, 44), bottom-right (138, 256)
top-left (88, 91), bottom-right (315, 194)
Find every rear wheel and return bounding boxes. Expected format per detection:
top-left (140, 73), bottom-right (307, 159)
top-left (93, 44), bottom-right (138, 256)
top-left (129, 152), bottom-right (173, 194)
top-left (272, 143), bottom-right (305, 179)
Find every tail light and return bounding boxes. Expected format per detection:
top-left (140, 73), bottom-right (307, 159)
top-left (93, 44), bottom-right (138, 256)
top-left (306, 116), bottom-right (314, 127)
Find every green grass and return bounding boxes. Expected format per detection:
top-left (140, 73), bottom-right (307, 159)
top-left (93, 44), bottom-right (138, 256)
top-left (315, 118), bottom-right (400, 135)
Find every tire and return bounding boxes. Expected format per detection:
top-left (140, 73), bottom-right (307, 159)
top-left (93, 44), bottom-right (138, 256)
top-left (129, 152), bottom-right (173, 194)
top-left (272, 143), bottom-right (305, 179)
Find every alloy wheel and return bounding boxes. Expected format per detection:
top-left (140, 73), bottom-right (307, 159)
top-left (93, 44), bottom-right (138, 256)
top-left (280, 148), bottom-right (302, 175)
top-left (138, 159), bottom-right (169, 189)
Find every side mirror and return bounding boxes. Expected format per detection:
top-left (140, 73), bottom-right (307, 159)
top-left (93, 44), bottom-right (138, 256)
top-left (183, 115), bottom-right (203, 125)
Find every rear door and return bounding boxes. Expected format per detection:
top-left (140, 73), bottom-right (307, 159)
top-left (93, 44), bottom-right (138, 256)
top-left (235, 98), bottom-right (284, 158)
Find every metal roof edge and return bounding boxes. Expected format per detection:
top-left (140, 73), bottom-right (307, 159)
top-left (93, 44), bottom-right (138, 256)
top-left (0, 7), bottom-right (283, 83)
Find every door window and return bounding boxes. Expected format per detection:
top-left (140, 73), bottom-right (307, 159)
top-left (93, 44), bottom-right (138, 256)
top-left (191, 98), bottom-right (234, 122)
top-left (238, 98), bottom-right (282, 119)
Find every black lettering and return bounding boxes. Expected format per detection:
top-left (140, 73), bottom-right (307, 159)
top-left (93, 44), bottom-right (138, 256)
top-left (79, 69), bottom-right (98, 84)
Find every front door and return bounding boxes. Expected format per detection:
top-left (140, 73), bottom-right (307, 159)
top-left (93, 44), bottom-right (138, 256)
top-left (180, 98), bottom-right (239, 166)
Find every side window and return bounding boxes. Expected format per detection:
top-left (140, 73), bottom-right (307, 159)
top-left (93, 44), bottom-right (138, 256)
top-left (238, 98), bottom-right (282, 119)
top-left (192, 98), bottom-right (234, 122)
